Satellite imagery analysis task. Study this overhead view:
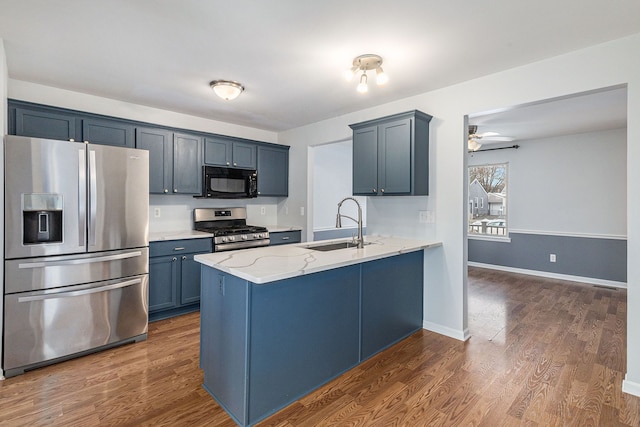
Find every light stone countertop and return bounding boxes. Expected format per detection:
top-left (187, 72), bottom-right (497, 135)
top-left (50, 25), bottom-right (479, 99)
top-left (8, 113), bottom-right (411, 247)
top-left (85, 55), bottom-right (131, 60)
top-left (194, 235), bottom-right (442, 284)
top-left (149, 230), bottom-right (213, 242)
top-left (149, 226), bottom-right (300, 242)
top-left (265, 225), bottom-right (303, 233)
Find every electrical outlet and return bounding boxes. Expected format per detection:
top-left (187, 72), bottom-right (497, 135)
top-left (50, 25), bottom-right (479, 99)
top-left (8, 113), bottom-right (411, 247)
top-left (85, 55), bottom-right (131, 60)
top-left (550, 254), bottom-right (556, 263)
top-left (419, 210), bottom-right (435, 224)
top-left (260, 206), bottom-right (266, 215)
top-left (154, 207), bottom-right (161, 218)
top-left (300, 207), bottom-right (305, 216)
top-left (285, 206), bottom-right (289, 215)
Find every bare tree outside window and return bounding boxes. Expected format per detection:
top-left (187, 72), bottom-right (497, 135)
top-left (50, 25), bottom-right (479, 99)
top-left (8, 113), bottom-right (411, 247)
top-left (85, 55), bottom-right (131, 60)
top-left (468, 163), bottom-right (508, 236)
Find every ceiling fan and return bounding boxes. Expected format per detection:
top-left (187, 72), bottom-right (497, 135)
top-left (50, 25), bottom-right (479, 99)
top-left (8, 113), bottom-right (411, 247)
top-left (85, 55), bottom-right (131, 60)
top-left (468, 125), bottom-right (515, 151)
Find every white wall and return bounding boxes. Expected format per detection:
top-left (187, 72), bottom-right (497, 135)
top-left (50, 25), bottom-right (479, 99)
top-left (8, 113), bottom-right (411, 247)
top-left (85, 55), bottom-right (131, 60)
top-left (279, 33), bottom-right (640, 393)
top-left (311, 140), bottom-right (366, 232)
top-left (0, 38), bottom-right (7, 379)
top-left (149, 195), bottom-right (280, 232)
top-left (468, 127), bottom-right (627, 237)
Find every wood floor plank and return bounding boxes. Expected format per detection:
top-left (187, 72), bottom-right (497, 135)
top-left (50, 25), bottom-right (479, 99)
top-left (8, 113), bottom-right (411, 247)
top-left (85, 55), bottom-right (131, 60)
top-left (2, 268), bottom-right (640, 426)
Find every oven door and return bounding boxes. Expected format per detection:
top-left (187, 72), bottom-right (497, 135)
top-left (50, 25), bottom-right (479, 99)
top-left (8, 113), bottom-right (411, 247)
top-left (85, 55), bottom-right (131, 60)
top-left (3, 275), bottom-right (148, 376)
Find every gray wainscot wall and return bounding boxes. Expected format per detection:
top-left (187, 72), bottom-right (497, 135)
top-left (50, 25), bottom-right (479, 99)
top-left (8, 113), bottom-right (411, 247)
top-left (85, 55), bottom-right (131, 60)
top-left (468, 232), bottom-right (627, 283)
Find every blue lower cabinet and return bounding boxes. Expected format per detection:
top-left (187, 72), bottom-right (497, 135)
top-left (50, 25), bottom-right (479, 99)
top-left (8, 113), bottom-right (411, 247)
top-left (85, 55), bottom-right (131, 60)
top-left (200, 251), bottom-right (423, 426)
top-left (149, 238), bottom-right (212, 322)
top-left (361, 251), bottom-right (424, 359)
top-left (248, 267), bottom-right (360, 421)
top-left (268, 230), bottom-right (301, 246)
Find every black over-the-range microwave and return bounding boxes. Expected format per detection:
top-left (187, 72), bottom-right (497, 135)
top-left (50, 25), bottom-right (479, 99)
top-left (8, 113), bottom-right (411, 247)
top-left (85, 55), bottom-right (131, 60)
top-left (195, 166), bottom-right (258, 199)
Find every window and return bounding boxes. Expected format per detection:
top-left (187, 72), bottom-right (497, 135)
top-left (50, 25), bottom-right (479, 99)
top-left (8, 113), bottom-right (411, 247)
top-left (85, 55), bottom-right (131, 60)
top-left (468, 163), bottom-right (508, 236)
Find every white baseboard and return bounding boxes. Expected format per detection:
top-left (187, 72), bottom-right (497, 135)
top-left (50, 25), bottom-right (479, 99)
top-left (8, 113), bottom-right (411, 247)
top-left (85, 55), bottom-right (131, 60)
top-left (423, 321), bottom-right (470, 342)
top-left (623, 376), bottom-right (640, 397)
top-left (468, 262), bottom-right (627, 289)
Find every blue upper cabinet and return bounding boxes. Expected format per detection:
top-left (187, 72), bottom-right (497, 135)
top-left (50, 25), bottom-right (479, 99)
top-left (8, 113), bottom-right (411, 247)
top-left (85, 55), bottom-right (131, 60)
top-left (204, 135), bottom-right (257, 169)
top-left (257, 145), bottom-right (289, 197)
top-left (135, 128), bottom-right (202, 195)
top-left (173, 133), bottom-right (202, 194)
top-left (14, 107), bottom-right (78, 141)
top-left (82, 118), bottom-right (135, 148)
top-left (136, 127), bottom-right (173, 194)
top-left (350, 110), bottom-right (432, 196)
top-left (9, 100), bottom-right (289, 198)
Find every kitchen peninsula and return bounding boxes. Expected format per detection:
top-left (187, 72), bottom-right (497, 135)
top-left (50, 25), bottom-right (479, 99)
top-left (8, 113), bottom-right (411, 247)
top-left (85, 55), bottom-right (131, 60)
top-left (194, 236), bottom-right (441, 426)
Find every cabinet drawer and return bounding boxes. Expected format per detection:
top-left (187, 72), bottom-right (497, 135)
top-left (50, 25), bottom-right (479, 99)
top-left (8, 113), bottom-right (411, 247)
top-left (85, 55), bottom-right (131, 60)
top-left (269, 230), bottom-right (301, 246)
top-left (150, 238), bottom-right (212, 257)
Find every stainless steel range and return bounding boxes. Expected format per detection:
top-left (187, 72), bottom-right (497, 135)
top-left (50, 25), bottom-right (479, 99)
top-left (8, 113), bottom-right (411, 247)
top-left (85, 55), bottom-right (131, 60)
top-left (194, 207), bottom-right (269, 252)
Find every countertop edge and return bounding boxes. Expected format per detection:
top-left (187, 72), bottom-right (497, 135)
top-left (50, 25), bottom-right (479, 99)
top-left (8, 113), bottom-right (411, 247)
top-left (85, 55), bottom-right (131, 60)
top-left (195, 237), bottom-right (442, 284)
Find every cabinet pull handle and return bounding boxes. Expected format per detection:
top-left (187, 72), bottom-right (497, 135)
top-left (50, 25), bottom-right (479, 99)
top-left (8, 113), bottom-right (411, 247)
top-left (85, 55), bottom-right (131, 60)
top-left (233, 162), bottom-right (237, 166)
top-left (281, 237), bottom-right (290, 240)
top-left (381, 188), bottom-right (385, 193)
top-left (226, 162), bottom-right (230, 166)
top-left (182, 256), bottom-right (187, 260)
top-left (173, 247), bottom-right (185, 251)
top-left (173, 189), bottom-right (178, 193)
top-left (372, 188), bottom-right (376, 193)
top-left (172, 257), bottom-right (177, 262)
top-left (164, 189), bottom-right (169, 193)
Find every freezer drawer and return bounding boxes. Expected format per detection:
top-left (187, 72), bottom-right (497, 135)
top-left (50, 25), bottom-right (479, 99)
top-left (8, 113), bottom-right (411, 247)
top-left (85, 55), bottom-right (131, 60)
top-left (3, 274), bottom-right (148, 375)
top-left (4, 247), bottom-right (149, 293)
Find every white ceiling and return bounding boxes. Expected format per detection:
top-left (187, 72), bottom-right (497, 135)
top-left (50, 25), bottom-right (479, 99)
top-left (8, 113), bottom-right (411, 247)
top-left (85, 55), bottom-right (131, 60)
top-left (469, 86), bottom-right (628, 146)
top-left (0, 1), bottom-right (638, 132)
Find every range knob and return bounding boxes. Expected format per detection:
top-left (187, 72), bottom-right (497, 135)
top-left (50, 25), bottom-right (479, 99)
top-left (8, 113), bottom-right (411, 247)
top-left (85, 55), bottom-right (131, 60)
top-left (241, 235), bottom-right (248, 240)
top-left (228, 236), bottom-right (235, 241)
top-left (253, 233), bottom-right (259, 239)
top-left (221, 237), bottom-right (228, 243)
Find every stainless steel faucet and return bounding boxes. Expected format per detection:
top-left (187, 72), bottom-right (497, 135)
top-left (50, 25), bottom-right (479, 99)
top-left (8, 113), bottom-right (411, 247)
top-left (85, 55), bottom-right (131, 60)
top-left (336, 197), bottom-right (364, 248)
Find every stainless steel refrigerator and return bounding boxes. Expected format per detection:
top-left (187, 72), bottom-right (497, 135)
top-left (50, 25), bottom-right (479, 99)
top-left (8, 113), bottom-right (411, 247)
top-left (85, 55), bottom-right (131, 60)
top-left (3, 135), bottom-right (150, 377)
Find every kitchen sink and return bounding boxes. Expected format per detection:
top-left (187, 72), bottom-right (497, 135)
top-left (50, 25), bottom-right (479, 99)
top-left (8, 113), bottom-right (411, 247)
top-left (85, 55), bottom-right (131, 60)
top-left (305, 241), bottom-right (370, 251)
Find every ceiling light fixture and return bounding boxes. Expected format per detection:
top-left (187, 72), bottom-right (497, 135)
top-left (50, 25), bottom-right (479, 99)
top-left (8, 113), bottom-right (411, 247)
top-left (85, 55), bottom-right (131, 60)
top-left (346, 54), bottom-right (387, 93)
top-left (210, 80), bottom-right (244, 101)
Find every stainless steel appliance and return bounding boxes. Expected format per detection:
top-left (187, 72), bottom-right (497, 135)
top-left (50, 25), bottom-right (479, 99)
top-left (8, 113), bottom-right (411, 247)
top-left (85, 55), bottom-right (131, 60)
top-left (196, 166), bottom-right (258, 199)
top-left (3, 135), bottom-right (150, 377)
top-left (194, 207), bottom-right (269, 251)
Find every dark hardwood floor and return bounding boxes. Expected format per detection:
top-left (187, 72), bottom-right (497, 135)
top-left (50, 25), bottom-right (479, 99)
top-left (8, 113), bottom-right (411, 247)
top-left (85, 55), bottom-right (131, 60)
top-left (1, 267), bottom-right (638, 426)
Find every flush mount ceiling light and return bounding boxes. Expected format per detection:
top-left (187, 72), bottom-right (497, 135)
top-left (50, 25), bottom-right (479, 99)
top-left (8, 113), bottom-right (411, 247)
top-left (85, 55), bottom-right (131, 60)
top-left (210, 80), bottom-right (244, 101)
top-left (345, 54), bottom-right (388, 93)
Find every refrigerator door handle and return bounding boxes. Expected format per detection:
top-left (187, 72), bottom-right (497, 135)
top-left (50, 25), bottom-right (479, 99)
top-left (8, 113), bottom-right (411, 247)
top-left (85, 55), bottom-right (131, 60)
top-left (17, 250), bottom-right (143, 269)
top-left (88, 149), bottom-right (98, 246)
top-left (17, 278), bottom-right (143, 302)
top-left (78, 149), bottom-right (86, 246)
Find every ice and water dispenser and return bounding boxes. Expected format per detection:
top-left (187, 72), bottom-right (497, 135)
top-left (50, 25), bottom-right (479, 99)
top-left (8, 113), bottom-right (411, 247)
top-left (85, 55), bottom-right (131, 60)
top-left (22, 194), bottom-right (63, 245)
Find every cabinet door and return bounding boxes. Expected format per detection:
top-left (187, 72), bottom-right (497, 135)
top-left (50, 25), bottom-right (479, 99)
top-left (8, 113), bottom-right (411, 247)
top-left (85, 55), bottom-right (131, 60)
top-left (200, 269), bottom-right (249, 426)
top-left (379, 119), bottom-right (412, 195)
top-left (15, 108), bottom-right (77, 141)
top-left (173, 133), bottom-right (202, 194)
top-left (180, 254), bottom-right (202, 305)
top-left (361, 251), bottom-right (423, 360)
top-left (352, 126), bottom-right (379, 195)
top-left (232, 141), bottom-right (257, 169)
top-left (148, 255), bottom-right (178, 312)
top-left (257, 145), bottom-right (289, 196)
top-left (204, 136), bottom-right (232, 166)
top-left (83, 118), bottom-right (134, 148)
top-left (136, 127), bottom-right (173, 194)
top-left (269, 230), bottom-right (300, 246)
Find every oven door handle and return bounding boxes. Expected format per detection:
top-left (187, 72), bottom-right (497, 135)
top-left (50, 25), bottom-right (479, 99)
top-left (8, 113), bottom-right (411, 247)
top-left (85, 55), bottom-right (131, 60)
top-left (18, 251), bottom-right (143, 269)
top-left (17, 278), bottom-right (142, 303)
